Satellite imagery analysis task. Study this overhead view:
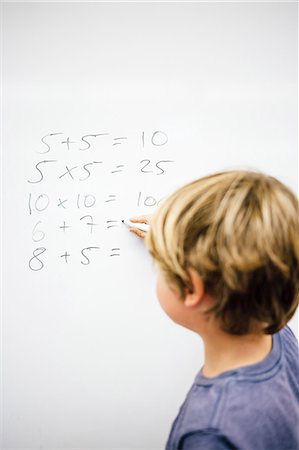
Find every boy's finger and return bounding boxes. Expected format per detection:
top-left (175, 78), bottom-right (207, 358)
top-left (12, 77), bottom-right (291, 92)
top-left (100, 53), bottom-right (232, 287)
top-left (130, 227), bottom-right (146, 239)
top-left (129, 215), bottom-right (151, 224)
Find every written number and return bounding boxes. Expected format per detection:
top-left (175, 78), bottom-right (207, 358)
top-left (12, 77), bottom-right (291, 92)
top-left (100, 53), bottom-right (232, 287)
top-left (140, 159), bottom-right (174, 175)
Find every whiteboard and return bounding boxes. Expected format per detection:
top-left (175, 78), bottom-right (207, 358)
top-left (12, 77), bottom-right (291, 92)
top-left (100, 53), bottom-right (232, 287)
top-left (2, 2), bottom-right (298, 448)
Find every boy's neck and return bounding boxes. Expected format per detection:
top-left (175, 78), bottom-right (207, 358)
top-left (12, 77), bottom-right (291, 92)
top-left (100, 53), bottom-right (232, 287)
top-left (201, 327), bottom-right (273, 378)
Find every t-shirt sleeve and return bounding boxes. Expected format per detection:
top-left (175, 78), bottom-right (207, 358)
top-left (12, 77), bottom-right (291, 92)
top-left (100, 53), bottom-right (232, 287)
top-left (180, 430), bottom-right (235, 450)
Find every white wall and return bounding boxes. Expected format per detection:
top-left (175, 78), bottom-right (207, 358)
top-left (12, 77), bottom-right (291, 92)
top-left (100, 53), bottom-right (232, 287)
top-left (2, 2), bottom-right (297, 448)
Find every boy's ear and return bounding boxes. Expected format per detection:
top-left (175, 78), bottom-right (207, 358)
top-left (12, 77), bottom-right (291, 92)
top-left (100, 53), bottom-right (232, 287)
top-left (184, 268), bottom-right (205, 308)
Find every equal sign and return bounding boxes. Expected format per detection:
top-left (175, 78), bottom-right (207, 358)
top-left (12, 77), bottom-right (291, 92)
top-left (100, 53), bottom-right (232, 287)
top-left (113, 137), bottom-right (127, 146)
top-left (105, 195), bottom-right (117, 203)
top-left (110, 248), bottom-right (120, 257)
top-left (106, 220), bottom-right (118, 229)
top-left (111, 164), bottom-right (124, 174)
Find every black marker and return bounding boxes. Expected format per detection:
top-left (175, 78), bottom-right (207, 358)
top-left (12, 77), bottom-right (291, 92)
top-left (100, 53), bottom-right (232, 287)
top-left (122, 219), bottom-right (150, 233)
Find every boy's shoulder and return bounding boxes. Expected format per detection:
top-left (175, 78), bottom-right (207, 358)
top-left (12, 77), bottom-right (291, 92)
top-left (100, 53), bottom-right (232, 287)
top-left (281, 324), bottom-right (299, 353)
top-left (279, 325), bottom-right (299, 386)
top-left (167, 326), bottom-right (299, 450)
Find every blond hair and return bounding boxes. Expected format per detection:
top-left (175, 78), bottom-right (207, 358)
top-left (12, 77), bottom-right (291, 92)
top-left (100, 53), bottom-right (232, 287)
top-left (146, 170), bottom-right (299, 335)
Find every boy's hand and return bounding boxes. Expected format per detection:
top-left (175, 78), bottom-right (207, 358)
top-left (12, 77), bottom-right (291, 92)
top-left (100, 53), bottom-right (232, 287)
top-left (129, 215), bottom-right (152, 239)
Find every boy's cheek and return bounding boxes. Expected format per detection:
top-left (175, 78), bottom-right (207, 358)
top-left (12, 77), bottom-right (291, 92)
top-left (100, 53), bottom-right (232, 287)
top-left (155, 274), bottom-right (184, 324)
top-left (156, 273), bottom-right (166, 306)
top-left (156, 272), bottom-right (174, 302)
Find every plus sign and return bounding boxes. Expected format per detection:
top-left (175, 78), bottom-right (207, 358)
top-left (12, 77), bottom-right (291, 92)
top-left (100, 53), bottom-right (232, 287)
top-left (61, 137), bottom-right (76, 150)
top-left (60, 251), bottom-right (70, 263)
top-left (59, 221), bottom-right (71, 232)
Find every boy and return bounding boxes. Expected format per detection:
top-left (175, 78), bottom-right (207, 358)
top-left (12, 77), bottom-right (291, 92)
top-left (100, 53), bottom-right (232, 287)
top-left (130, 170), bottom-right (299, 450)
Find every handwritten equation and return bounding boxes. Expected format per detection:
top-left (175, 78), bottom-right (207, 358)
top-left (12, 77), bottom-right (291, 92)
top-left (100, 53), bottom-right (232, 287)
top-left (27, 130), bottom-right (173, 271)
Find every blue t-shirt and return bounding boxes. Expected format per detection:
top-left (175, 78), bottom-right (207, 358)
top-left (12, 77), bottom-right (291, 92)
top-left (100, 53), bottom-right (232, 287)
top-left (166, 326), bottom-right (299, 450)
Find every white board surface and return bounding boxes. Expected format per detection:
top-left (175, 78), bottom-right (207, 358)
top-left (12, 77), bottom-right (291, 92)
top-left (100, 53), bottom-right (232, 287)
top-left (2, 2), bottom-right (298, 448)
